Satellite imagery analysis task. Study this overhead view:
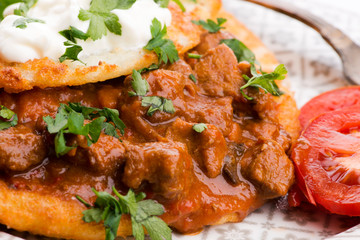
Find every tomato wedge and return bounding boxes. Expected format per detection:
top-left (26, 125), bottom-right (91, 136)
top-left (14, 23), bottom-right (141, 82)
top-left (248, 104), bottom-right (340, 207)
top-left (299, 86), bottom-right (360, 128)
top-left (292, 107), bottom-right (360, 216)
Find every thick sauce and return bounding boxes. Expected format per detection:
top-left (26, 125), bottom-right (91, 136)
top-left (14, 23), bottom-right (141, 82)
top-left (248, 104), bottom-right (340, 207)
top-left (0, 32), bottom-right (294, 233)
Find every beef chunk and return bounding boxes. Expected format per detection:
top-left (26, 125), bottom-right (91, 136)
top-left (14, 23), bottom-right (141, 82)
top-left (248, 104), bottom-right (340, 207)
top-left (122, 141), bottom-right (193, 199)
top-left (194, 31), bottom-right (234, 54)
top-left (166, 118), bottom-right (227, 178)
top-left (0, 125), bottom-right (46, 171)
top-left (68, 133), bottom-right (126, 175)
top-left (242, 139), bottom-right (294, 199)
top-left (194, 44), bottom-right (244, 97)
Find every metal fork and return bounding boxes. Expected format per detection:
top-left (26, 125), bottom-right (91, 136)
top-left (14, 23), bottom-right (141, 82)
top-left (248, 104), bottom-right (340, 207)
top-left (241, 0), bottom-right (360, 85)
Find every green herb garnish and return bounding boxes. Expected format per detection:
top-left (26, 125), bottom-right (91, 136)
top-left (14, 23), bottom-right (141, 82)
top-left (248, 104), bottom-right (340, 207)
top-left (59, 26), bottom-right (89, 63)
top-left (193, 123), bottom-right (207, 133)
top-left (192, 18), bottom-right (227, 33)
top-left (221, 39), bottom-right (256, 63)
top-left (43, 103), bottom-right (126, 157)
top-left (221, 38), bottom-right (286, 100)
top-left (142, 96), bottom-right (175, 116)
top-left (13, 17), bottom-right (44, 28)
top-left (0, 105), bottom-right (18, 130)
top-left (240, 64), bottom-right (287, 100)
top-left (189, 74), bottom-right (197, 83)
top-left (144, 18), bottom-right (179, 65)
top-left (13, 0), bottom-right (37, 17)
top-left (0, 0), bottom-right (21, 20)
top-left (128, 69), bottom-right (149, 97)
top-left (76, 187), bottom-right (172, 240)
top-left (78, 0), bottom-right (136, 41)
top-left (187, 53), bottom-right (202, 59)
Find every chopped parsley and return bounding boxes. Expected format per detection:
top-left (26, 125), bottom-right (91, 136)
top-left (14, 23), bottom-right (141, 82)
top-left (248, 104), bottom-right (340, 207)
top-left (43, 103), bottom-right (126, 157)
top-left (189, 74), bottom-right (197, 83)
top-left (192, 18), bottom-right (227, 33)
top-left (0, 106), bottom-right (18, 130)
top-left (76, 187), bottom-right (172, 240)
top-left (4, 0), bottom-right (45, 29)
top-left (142, 96), bottom-right (175, 116)
top-left (241, 64), bottom-right (287, 100)
top-left (59, 26), bottom-right (89, 63)
top-left (221, 38), bottom-right (287, 100)
top-left (128, 69), bottom-right (176, 116)
top-left (13, 17), bottom-right (44, 28)
top-left (187, 53), bottom-right (202, 59)
top-left (128, 69), bottom-right (149, 97)
top-left (78, 0), bottom-right (136, 41)
top-left (144, 18), bottom-right (179, 65)
top-left (193, 123), bottom-right (207, 133)
top-left (221, 39), bottom-right (256, 63)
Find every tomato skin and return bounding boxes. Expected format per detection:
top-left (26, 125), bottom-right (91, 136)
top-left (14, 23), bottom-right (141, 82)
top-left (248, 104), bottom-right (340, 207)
top-left (299, 86), bottom-right (360, 129)
top-left (292, 107), bottom-right (360, 216)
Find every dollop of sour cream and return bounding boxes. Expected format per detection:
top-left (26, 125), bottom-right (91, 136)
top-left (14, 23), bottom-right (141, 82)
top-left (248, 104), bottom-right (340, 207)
top-left (0, 0), bottom-right (172, 64)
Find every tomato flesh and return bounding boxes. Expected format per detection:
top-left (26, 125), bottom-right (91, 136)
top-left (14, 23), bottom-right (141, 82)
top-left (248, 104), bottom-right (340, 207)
top-left (292, 107), bottom-right (360, 216)
top-left (299, 86), bottom-right (360, 129)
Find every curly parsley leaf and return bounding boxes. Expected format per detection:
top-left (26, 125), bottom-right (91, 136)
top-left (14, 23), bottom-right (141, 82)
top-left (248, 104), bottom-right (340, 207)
top-left (192, 18), bottom-right (227, 33)
top-left (144, 18), bottom-right (179, 65)
top-left (76, 187), bottom-right (172, 240)
top-left (192, 123), bottom-right (207, 133)
top-left (43, 103), bottom-right (126, 157)
top-left (0, 105), bottom-right (18, 130)
top-left (78, 0), bottom-right (135, 41)
top-left (129, 70), bottom-right (149, 97)
top-left (142, 96), bottom-right (175, 116)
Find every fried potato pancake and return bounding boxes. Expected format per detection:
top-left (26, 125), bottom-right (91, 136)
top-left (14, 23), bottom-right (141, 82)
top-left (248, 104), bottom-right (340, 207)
top-left (0, 2), bottom-right (300, 240)
top-left (0, 1), bottom-right (211, 93)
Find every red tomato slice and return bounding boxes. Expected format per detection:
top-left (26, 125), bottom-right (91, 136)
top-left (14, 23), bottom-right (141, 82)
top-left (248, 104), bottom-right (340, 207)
top-left (299, 86), bottom-right (360, 129)
top-left (292, 107), bottom-right (360, 216)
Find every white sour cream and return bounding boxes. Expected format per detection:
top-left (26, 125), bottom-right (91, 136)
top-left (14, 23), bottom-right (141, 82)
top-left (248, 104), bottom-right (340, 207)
top-left (0, 0), bottom-right (172, 64)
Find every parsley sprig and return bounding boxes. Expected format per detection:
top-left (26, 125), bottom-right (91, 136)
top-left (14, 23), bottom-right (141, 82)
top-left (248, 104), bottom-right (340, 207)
top-left (221, 38), bottom-right (287, 100)
top-left (129, 70), bottom-right (176, 116)
top-left (43, 103), bottom-right (126, 157)
top-left (144, 18), bottom-right (179, 65)
top-left (0, 105), bottom-right (18, 130)
top-left (78, 0), bottom-right (136, 41)
top-left (59, 26), bottom-right (89, 63)
top-left (192, 18), bottom-right (227, 33)
top-left (76, 187), bottom-right (172, 240)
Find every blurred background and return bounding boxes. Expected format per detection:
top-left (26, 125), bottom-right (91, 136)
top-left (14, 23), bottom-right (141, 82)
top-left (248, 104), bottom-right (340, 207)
top-left (223, 0), bottom-right (360, 107)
